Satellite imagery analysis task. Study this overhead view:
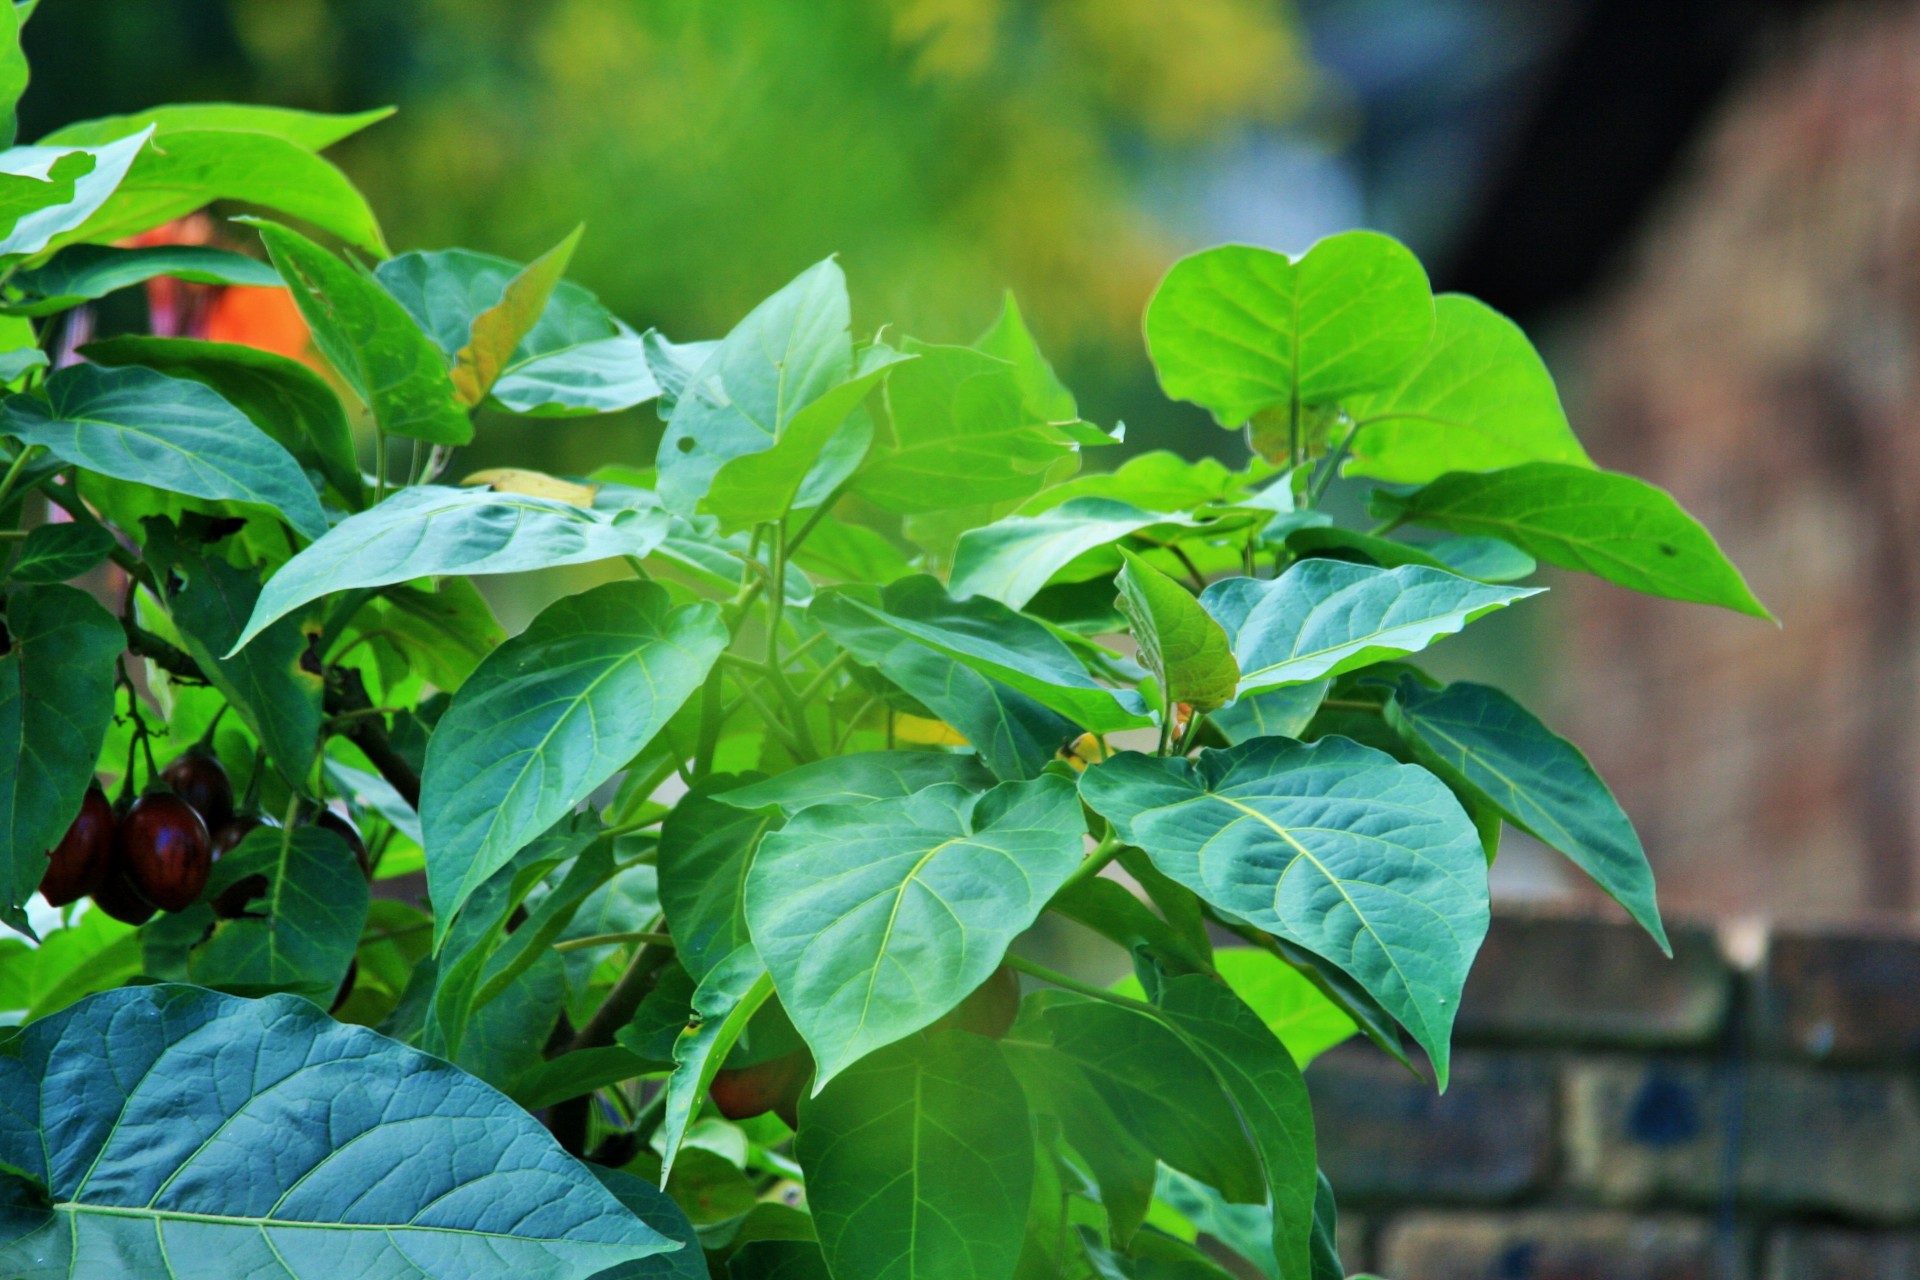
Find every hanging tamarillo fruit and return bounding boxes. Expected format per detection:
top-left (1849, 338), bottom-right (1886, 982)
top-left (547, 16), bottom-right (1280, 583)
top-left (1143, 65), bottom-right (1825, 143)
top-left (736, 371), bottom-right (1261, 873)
top-left (38, 786), bottom-right (113, 907)
top-left (160, 747), bottom-right (234, 834)
top-left (117, 791), bottom-right (211, 912)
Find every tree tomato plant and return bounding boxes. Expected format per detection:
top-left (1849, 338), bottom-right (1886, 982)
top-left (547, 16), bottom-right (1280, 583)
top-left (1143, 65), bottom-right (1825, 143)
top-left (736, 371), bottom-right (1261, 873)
top-left (0, 16), bottom-right (1766, 1280)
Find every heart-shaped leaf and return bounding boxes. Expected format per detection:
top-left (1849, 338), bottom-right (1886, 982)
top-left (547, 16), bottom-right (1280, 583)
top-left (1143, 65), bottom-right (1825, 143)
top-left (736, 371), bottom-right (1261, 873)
top-left (0, 984), bottom-right (677, 1279)
top-left (951, 497), bottom-right (1195, 609)
top-left (181, 825), bottom-right (368, 1003)
top-left (657, 776), bottom-right (776, 983)
top-left (1078, 737), bottom-right (1489, 1085)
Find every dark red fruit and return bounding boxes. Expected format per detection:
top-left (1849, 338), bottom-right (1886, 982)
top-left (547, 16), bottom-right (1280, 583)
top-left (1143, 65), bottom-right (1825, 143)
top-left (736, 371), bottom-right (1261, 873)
top-left (39, 786), bottom-right (113, 907)
top-left (211, 814), bottom-right (270, 858)
top-left (91, 864), bottom-right (156, 925)
top-left (313, 809), bottom-right (370, 877)
top-left (330, 958), bottom-right (358, 1014)
top-left (711, 1048), bottom-right (811, 1127)
top-left (118, 792), bottom-right (211, 912)
top-left (160, 749), bottom-right (233, 833)
top-left (933, 963), bottom-right (1021, 1040)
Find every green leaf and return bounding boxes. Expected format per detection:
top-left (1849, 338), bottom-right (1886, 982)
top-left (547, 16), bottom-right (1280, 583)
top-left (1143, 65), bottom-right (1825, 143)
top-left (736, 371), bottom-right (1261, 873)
top-left (1031, 451), bottom-right (1263, 514)
top-left (1383, 676), bottom-right (1667, 950)
top-left (1342, 294), bottom-right (1591, 484)
top-left (2, 244), bottom-right (280, 315)
top-left (1078, 737), bottom-right (1489, 1085)
top-left (82, 335), bottom-right (364, 507)
top-left (717, 750), bottom-right (995, 817)
top-left (814, 576), bottom-right (1150, 733)
top-left (1117, 949), bottom-right (1356, 1068)
top-left (658, 946), bottom-right (774, 1181)
top-left (1004, 993), bottom-right (1265, 1207)
top-left (798, 1029), bottom-right (1032, 1280)
top-left (0, 130), bottom-right (149, 259)
top-left (7, 521), bottom-right (114, 584)
top-left (745, 776), bottom-right (1085, 1088)
top-left (253, 219), bottom-right (468, 445)
top-left (0, 364), bottom-right (328, 539)
top-left (39, 103), bottom-right (393, 151)
top-left (1308, 1171), bottom-right (1342, 1280)
top-left (1375, 462), bottom-right (1771, 619)
top-left (232, 485), bottom-right (669, 653)
top-left (0, 984), bottom-right (675, 1278)
top-left (493, 332), bottom-right (659, 417)
top-left (656, 258), bottom-right (853, 516)
top-left (788, 514), bottom-right (916, 585)
top-left (0, 908), bottom-right (139, 1023)
top-left (0, 344), bottom-right (42, 382)
top-left (974, 290), bottom-right (1077, 422)
top-left (727, 1241), bottom-right (831, 1280)
top-left (951, 497), bottom-right (1189, 609)
top-left (188, 825), bottom-right (369, 1001)
top-left (812, 586), bottom-right (1077, 780)
top-left (1428, 536), bottom-right (1535, 583)
top-left (1144, 233), bottom-right (1434, 428)
top-left (144, 519), bottom-right (323, 783)
top-left (0, 1), bottom-right (25, 148)
top-left (0, 584), bottom-right (119, 930)
top-left (853, 340), bottom-right (1105, 515)
top-left (1200, 560), bottom-right (1540, 694)
top-left (657, 776), bottom-right (776, 983)
top-left (1116, 549), bottom-right (1238, 714)
top-left (1209, 681), bottom-right (1328, 746)
top-left (586, 1167), bottom-right (705, 1280)
top-left (52, 130), bottom-right (385, 255)
top-left (1154, 975), bottom-right (1317, 1280)
top-left (422, 579), bottom-right (725, 940)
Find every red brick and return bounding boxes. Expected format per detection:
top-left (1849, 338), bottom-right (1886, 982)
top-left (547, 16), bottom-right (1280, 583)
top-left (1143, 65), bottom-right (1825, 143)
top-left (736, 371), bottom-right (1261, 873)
top-left (1376, 1211), bottom-right (1714, 1280)
top-left (1764, 1227), bottom-right (1920, 1280)
top-left (1756, 928), bottom-right (1920, 1063)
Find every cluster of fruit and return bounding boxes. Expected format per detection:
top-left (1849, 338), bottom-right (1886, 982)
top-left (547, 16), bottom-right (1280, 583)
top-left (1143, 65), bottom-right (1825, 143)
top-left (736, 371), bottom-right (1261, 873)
top-left (37, 751), bottom-right (366, 926)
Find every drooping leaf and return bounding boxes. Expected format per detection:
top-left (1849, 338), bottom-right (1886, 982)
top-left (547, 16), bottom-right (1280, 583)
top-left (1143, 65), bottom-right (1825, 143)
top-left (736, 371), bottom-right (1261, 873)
top-left (813, 576), bottom-right (1149, 733)
top-left (2, 244), bottom-right (280, 315)
top-left (1383, 676), bottom-right (1668, 950)
top-left (798, 1030), bottom-right (1032, 1280)
top-left (0, 984), bottom-right (676, 1278)
top-left (1208, 680), bottom-right (1328, 746)
top-left (655, 258), bottom-right (853, 516)
top-left (0, 584), bottom-right (119, 931)
top-left (658, 946), bottom-right (773, 1182)
top-left (253, 219), bottom-right (469, 445)
top-left (6, 520), bottom-right (114, 584)
top-left (0, 130), bottom-right (149, 259)
top-left (1199, 560), bottom-right (1540, 695)
top-left (187, 825), bottom-right (369, 1002)
top-left (1374, 462), bottom-right (1772, 619)
top-left (745, 776), bottom-right (1085, 1088)
top-left (0, 363), bottom-right (328, 539)
top-left (1154, 976), bottom-right (1317, 1280)
top-left (1342, 294), bottom-right (1591, 484)
top-left (1078, 737), bottom-right (1490, 1085)
top-left (950, 497), bottom-right (1189, 609)
top-left (450, 226), bottom-right (582, 405)
top-left (39, 103), bottom-right (393, 152)
top-left (853, 340), bottom-right (1107, 515)
top-left (1115, 549), bottom-right (1238, 715)
top-left (657, 775), bottom-right (775, 983)
top-left (231, 485), bottom-right (670, 653)
top-left (144, 519), bottom-right (323, 783)
top-left (84, 335), bottom-right (365, 507)
top-left (717, 750), bottom-right (995, 817)
top-left (1144, 233), bottom-right (1434, 428)
top-left (422, 579), bottom-right (725, 941)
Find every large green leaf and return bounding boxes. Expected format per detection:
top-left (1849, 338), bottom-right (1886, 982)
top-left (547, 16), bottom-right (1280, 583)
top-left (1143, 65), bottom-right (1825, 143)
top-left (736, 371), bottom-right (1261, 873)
top-left (39, 104), bottom-right (392, 151)
top-left (0, 2), bottom-right (26, 148)
top-left (1078, 737), bottom-right (1489, 1085)
top-left (744, 776), bottom-right (1085, 1087)
top-left (187, 825), bottom-right (369, 1002)
top-left (657, 776), bottom-right (775, 983)
top-left (1155, 976), bottom-right (1317, 1280)
top-left (820, 611), bottom-right (1074, 780)
top-left (0, 130), bottom-right (149, 259)
top-left (950, 497), bottom-right (1186, 609)
top-left (253, 220), bottom-right (468, 445)
top-left (1116, 549), bottom-right (1238, 714)
top-left (655, 258), bottom-right (853, 517)
top-left (813, 576), bottom-right (1149, 733)
top-left (1384, 676), bottom-right (1667, 949)
top-left (1209, 681), bottom-right (1328, 746)
top-left (1199, 560), bottom-right (1539, 695)
top-left (1111, 948), bottom-right (1358, 1070)
top-left (82, 335), bottom-right (364, 508)
top-left (852, 340), bottom-right (1106, 515)
top-left (0, 584), bottom-right (119, 930)
top-left (7, 521), bottom-right (114, 585)
top-left (48, 130), bottom-right (385, 255)
top-left (232, 485), bottom-right (670, 653)
top-left (717, 750), bottom-right (995, 817)
top-left (3, 244), bottom-right (280, 315)
top-left (421, 580), bottom-right (725, 940)
top-left (145, 519), bottom-right (323, 783)
top-left (798, 1030), bottom-right (1032, 1280)
top-left (1375, 462), bottom-right (1771, 619)
top-left (1144, 234), bottom-right (1434, 428)
top-left (491, 332), bottom-right (659, 417)
top-left (1342, 294), bottom-right (1590, 484)
top-left (0, 363), bottom-right (329, 539)
top-left (0, 984), bottom-right (676, 1278)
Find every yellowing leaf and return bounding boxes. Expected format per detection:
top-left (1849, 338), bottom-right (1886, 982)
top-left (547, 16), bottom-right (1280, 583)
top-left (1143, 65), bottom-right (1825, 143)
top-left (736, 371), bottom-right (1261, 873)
top-left (461, 468), bottom-right (599, 507)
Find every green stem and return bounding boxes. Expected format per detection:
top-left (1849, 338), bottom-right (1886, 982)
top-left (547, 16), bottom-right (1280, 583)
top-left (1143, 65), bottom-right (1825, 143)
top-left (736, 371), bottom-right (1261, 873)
top-left (690, 664), bottom-right (727, 782)
top-left (0, 443), bottom-right (42, 514)
top-left (1004, 954), bottom-right (1159, 1016)
top-left (1307, 416), bottom-right (1362, 507)
top-left (553, 930), bottom-right (674, 955)
top-left (373, 426), bottom-right (388, 504)
top-left (1056, 832), bottom-right (1122, 896)
top-left (796, 651), bottom-right (851, 706)
top-left (1168, 544), bottom-right (1208, 593)
top-left (785, 482), bottom-right (846, 556)
top-left (316, 587), bottom-right (380, 661)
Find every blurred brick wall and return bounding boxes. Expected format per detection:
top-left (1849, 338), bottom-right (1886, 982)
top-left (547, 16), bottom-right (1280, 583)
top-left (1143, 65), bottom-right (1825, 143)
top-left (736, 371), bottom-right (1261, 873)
top-left (1315, 908), bottom-right (1920, 1279)
top-left (1558, 2), bottom-right (1920, 924)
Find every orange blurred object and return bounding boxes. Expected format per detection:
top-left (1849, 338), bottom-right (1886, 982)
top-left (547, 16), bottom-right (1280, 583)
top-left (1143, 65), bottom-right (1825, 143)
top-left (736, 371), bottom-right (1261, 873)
top-left (203, 286), bottom-right (311, 362)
